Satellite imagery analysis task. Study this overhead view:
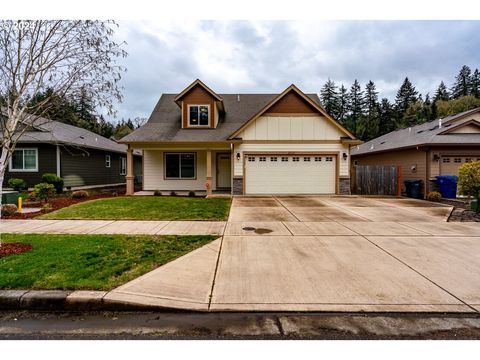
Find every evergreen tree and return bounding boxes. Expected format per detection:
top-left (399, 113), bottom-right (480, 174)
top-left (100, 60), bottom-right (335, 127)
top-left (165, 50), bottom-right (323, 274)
top-left (378, 98), bottom-right (395, 135)
top-left (346, 80), bottom-right (365, 136)
top-left (320, 79), bottom-right (339, 117)
top-left (471, 69), bottom-right (480, 98)
top-left (395, 77), bottom-right (418, 116)
top-left (451, 65), bottom-right (472, 99)
top-left (434, 81), bottom-right (450, 101)
top-left (336, 84), bottom-right (348, 125)
top-left (360, 80), bottom-right (380, 140)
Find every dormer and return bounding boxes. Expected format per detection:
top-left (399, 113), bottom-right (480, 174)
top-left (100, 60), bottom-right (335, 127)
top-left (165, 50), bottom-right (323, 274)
top-left (174, 79), bottom-right (224, 129)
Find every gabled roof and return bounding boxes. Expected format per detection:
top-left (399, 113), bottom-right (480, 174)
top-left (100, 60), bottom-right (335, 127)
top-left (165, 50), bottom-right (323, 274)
top-left (228, 84), bottom-right (355, 140)
top-left (1, 110), bottom-right (135, 154)
top-left (351, 108), bottom-right (480, 156)
top-left (438, 119), bottom-right (480, 134)
top-left (173, 79), bottom-right (223, 104)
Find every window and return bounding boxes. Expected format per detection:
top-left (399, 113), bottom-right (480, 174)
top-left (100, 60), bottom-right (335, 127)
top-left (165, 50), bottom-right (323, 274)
top-left (9, 148), bottom-right (38, 172)
top-left (270, 157), bottom-right (277, 162)
top-left (247, 156), bottom-right (255, 162)
top-left (292, 156), bottom-right (300, 162)
top-left (326, 157), bottom-right (333, 162)
top-left (465, 158), bottom-right (472, 163)
top-left (442, 157), bottom-right (450, 163)
top-left (281, 156), bottom-right (288, 162)
top-left (315, 156), bottom-right (322, 162)
top-left (259, 156), bottom-right (266, 162)
top-left (105, 155), bottom-right (111, 168)
top-left (304, 157), bottom-right (311, 162)
top-left (188, 105), bottom-right (210, 126)
top-left (119, 157), bottom-right (126, 175)
top-left (454, 158), bottom-right (462, 163)
top-left (165, 153), bottom-right (195, 179)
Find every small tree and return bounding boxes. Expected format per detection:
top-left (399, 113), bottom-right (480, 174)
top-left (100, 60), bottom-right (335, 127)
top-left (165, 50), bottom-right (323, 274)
top-left (458, 161), bottom-right (480, 212)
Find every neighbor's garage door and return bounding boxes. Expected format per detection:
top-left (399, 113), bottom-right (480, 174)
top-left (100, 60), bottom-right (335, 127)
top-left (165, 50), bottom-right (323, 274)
top-left (440, 156), bottom-right (479, 176)
top-left (245, 154), bottom-right (336, 194)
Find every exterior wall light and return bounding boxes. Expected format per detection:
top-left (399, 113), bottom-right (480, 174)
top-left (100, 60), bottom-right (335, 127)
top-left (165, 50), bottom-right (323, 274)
top-left (236, 152), bottom-right (241, 161)
top-left (342, 152), bottom-right (348, 160)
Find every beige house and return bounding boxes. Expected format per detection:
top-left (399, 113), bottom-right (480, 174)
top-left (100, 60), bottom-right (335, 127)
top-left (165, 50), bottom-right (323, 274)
top-left (351, 108), bottom-right (480, 197)
top-left (120, 80), bottom-right (360, 196)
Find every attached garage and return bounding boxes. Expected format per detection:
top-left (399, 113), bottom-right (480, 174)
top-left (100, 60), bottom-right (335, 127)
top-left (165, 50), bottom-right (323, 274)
top-left (244, 154), bottom-right (337, 194)
top-left (440, 156), bottom-right (480, 176)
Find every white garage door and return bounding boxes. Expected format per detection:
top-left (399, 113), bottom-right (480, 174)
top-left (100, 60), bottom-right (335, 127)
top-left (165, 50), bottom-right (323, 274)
top-left (245, 154), bottom-right (336, 194)
top-left (440, 156), bottom-right (479, 176)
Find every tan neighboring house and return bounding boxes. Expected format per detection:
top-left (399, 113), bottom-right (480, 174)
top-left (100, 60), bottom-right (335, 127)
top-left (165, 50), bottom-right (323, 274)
top-left (351, 108), bottom-right (480, 197)
top-left (120, 79), bottom-right (360, 196)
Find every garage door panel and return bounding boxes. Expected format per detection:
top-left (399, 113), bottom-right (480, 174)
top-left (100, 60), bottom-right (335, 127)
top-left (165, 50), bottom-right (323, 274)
top-left (245, 155), bottom-right (336, 194)
top-left (440, 156), bottom-right (478, 176)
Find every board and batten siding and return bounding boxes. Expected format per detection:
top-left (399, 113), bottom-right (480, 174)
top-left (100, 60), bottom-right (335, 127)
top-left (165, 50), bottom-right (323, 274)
top-left (234, 115), bottom-right (350, 178)
top-left (143, 149), bottom-right (227, 191)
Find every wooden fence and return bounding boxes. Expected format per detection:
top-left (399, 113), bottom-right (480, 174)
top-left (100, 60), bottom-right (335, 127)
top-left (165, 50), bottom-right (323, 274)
top-left (352, 165), bottom-right (401, 196)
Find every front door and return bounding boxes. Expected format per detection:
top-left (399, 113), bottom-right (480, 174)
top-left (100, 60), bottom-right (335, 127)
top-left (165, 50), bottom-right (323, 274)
top-left (216, 154), bottom-right (231, 189)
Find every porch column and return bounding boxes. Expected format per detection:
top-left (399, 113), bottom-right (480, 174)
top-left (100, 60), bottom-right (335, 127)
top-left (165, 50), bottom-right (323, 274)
top-left (206, 150), bottom-right (213, 196)
top-left (126, 145), bottom-right (134, 195)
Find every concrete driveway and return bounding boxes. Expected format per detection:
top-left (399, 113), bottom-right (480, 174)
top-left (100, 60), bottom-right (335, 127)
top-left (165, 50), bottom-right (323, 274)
top-left (105, 196), bottom-right (480, 312)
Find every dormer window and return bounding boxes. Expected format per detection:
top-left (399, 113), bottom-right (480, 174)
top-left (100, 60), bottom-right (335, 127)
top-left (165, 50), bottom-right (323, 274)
top-left (188, 105), bottom-right (210, 126)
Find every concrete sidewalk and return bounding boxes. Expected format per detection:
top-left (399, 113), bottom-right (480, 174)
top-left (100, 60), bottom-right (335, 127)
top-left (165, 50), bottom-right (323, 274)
top-left (0, 219), bottom-right (226, 236)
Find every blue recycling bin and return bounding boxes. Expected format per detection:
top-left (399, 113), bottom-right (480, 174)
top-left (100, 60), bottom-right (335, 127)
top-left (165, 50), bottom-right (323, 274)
top-left (435, 175), bottom-right (458, 199)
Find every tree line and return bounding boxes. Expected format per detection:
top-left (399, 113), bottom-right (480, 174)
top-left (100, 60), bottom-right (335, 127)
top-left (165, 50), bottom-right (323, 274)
top-left (1, 87), bottom-right (144, 140)
top-left (320, 65), bottom-right (480, 141)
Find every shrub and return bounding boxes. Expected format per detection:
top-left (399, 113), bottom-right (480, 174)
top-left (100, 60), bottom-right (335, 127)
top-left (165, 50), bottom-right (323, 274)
top-left (31, 183), bottom-right (56, 202)
top-left (188, 191), bottom-right (196, 197)
top-left (169, 190), bottom-right (177, 196)
top-left (1, 204), bottom-right (18, 216)
top-left (426, 191), bottom-right (442, 201)
top-left (7, 178), bottom-right (27, 191)
top-left (458, 161), bottom-right (480, 212)
top-left (42, 173), bottom-right (64, 194)
top-left (153, 190), bottom-right (162, 196)
top-left (71, 190), bottom-right (89, 199)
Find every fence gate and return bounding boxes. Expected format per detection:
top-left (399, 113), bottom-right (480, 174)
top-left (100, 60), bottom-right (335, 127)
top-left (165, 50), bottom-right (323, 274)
top-left (353, 165), bottom-right (399, 196)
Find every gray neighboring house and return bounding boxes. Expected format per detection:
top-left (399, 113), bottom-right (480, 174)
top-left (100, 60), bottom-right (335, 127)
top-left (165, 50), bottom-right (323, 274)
top-left (2, 115), bottom-right (142, 189)
top-left (351, 108), bottom-right (480, 197)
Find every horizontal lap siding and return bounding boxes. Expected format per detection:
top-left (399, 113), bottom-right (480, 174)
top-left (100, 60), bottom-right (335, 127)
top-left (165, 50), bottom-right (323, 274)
top-left (3, 143), bottom-right (57, 188)
top-left (60, 147), bottom-right (136, 187)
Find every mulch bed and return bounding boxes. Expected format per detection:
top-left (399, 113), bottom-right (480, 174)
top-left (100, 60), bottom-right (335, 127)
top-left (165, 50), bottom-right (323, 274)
top-left (448, 208), bottom-right (480, 222)
top-left (0, 243), bottom-right (33, 257)
top-left (4, 192), bottom-right (124, 219)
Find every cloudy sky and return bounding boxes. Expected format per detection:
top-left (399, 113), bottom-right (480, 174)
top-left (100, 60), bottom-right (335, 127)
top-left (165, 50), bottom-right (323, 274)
top-left (111, 20), bottom-right (480, 122)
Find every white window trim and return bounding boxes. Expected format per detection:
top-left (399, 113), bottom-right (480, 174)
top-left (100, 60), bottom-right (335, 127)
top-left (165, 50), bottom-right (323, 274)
top-left (119, 157), bottom-right (126, 175)
top-left (9, 147), bottom-right (39, 172)
top-left (164, 152), bottom-right (196, 180)
top-left (187, 104), bottom-right (211, 127)
top-left (105, 155), bottom-right (111, 168)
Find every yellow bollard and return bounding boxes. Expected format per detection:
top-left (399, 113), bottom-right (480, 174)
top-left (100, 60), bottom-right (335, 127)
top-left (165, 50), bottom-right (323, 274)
top-left (18, 196), bottom-right (22, 213)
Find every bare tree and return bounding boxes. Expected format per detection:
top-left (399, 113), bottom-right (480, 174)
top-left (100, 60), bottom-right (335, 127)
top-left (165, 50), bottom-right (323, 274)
top-left (0, 20), bottom-right (127, 218)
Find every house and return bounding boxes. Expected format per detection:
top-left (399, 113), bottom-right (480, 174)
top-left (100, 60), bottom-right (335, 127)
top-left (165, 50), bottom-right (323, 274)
top-left (120, 79), bottom-right (361, 196)
top-left (2, 114), bottom-right (142, 189)
top-left (351, 108), bottom-right (480, 197)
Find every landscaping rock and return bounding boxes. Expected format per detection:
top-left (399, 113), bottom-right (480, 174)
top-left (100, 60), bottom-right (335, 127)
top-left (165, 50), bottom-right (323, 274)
top-left (0, 290), bottom-right (30, 309)
top-left (448, 208), bottom-right (480, 222)
top-left (20, 290), bottom-right (71, 310)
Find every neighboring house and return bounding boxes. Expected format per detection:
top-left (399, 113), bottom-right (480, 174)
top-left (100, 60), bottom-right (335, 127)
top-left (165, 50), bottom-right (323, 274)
top-left (120, 79), bottom-right (361, 195)
top-left (2, 115), bottom-right (142, 189)
top-left (351, 108), bottom-right (480, 197)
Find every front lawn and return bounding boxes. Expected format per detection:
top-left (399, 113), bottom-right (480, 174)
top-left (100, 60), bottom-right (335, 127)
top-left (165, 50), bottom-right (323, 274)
top-left (40, 196), bottom-right (231, 221)
top-left (0, 234), bottom-right (216, 290)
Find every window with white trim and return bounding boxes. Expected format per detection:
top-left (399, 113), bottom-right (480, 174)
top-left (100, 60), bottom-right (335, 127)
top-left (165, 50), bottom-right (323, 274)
top-left (442, 157), bottom-right (450, 163)
top-left (105, 155), bottom-right (111, 168)
top-left (292, 156), bottom-right (300, 162)
top-left (270, 157), bottom-right (277, 162)
top-left (9, 148), bottom-right (38, 172)
top-left (247, 156), bottom-right (255, 162)
top-left (281, 156), bottom-right (288, 162)
top-left (188, 105), bottom-right (210, 126)
top-left (165, 153), bottom-right (196, 179)
top-left (326, 156), bottom-right (333, 162)
top-left (259, 156), bottom-right (266, 162)
top-left (314, 156), bottom-right (322, 162)
top-left (454, 158), bottom-right (462, 163)
top-left (119, 157), bottom-right (126, 175)
top-left (304, 157), bottom-right (311, 162)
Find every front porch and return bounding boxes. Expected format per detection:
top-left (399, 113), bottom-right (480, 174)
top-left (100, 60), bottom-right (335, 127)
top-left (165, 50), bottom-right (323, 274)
top-left (125, 145), bottom-right (232, 196)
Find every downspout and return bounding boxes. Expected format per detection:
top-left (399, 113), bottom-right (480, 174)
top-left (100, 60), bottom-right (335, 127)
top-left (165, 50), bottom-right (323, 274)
top-left (56, 145), bottom-right (61, 178)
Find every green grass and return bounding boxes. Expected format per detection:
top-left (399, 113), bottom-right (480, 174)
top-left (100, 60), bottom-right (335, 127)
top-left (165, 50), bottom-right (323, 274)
top-left (0, 233), bottom-right (216, 290)
top-left (40, 196), bottom-right (231, 221)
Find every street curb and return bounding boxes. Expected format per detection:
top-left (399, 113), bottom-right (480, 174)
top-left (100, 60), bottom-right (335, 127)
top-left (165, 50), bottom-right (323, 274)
top-left (0, 290), bottom-right (189, 312)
